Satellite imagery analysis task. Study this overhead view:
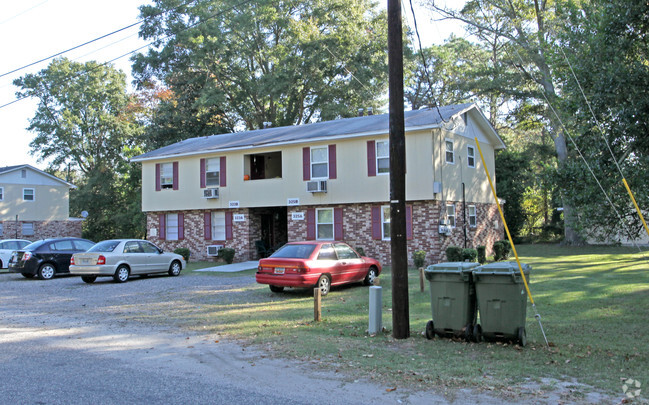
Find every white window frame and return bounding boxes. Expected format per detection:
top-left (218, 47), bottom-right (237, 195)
top-left (23, 188), bottom-right (35, 202)
top-left (376, 140), bottom-right (390, 175)
top-left (0, 186), bottom-right (3, 201)
top-left (160, 163), bottom-right (174, 189)
top-left (310, 146), bottom-right (329, 180)
top-left (211, 211), bottom-right (226, 241)
top-left (467, 145), bottom-right (476, 168)
top-left (166, 213), bottom-right (179, 241)
top-left (381, 205), bottom-right (391, 241)
top-left (0, 223), bottom-right (3, 236)
top-left (316, 208), bottom-right (334, 240)
top-left (446, 203), bottom-right (456, 228)
top-left (468, 205), bottom-right (477, 228)
top-left (205, 158), bottom-right (220, 187)
top-left (22, 222), bottom-right (34, 236)
top-left (445, 139), bottom-right (455, 164)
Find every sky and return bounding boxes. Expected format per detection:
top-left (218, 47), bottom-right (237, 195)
top-left (0, 0), bottom-right (466, 171)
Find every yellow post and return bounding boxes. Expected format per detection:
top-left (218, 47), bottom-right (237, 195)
top-left (622, 178), bottom-right (649, 239)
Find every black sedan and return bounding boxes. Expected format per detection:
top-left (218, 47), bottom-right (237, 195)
top-left (8, 238), bottom-right (95, 280)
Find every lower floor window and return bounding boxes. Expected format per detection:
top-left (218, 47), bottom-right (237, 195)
top-left (446, 203), bottom-right (456, 227)
top-left (212, 211), bottom-right (226, 241)
top-left (468, 205), bottom-right (477, 227)
top-left (316, 208), bottom-right (334, 240)
top-left (381, 206), bottom-right (390, 240)
top-left (166, 214), bottom-right (179, 240)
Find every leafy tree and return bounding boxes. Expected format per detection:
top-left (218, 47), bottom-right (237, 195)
top-left (14, 58), bottom-right (145, 240)
top-left (133, 0), bottom-right (389, 143)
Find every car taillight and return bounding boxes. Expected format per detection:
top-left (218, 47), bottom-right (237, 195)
top-left (23, 252), bottom-right (32, 261)
top-left (70, 256), bottom-right (75, 265)
top-left (296, 266), bottom-right (309, 273)
top-left (97, 255), bottom-right (106, 265)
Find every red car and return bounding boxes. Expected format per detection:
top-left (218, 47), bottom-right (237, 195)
top-left (256, 241), bottom-right (381, 295)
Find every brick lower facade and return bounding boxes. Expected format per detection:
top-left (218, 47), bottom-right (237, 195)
top-left (147, 200), bottom-right (503, 267)
top-left (0, 219), bottom-right (83, 241)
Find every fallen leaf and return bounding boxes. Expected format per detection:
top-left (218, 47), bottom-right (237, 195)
top-left (386, 387), bottom-right (397, 392)
top-left (214, 340), bottom-right (219, 343)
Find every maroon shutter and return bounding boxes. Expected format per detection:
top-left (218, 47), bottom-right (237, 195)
top-left (371, 206), bottom-right (381, 240)
top-left (178, 213), bottom-right (185, 240)
top-left (328, 145), bottom-right (337, 179)
top-left (306, 208), bottom-right (315, 240)
top-left (200, 159), bottom-right (206, 188)
top-left (155, 164), bottom-right (161, 191)
top-left (302, 147), bottom-right (311, 181)
top-left (220, 156), bottom-right (227, 187)
top-left (225, 212), bottom-right (233, 240)
top-left (406, 205), bottom-right (413, 240)
top-left (367, 141), bottom-right (376, 177)
top-left (158, 214), bottom-right (166, 240)
top-left (172, 162), bottom-right (179, 190)
top-left (204, 212), bottom-right (212, 240)
top-left (334, 207), bottom-right (343, 240)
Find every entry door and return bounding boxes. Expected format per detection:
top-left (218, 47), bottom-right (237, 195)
top-left (261, 214), bottom-right (274, 248)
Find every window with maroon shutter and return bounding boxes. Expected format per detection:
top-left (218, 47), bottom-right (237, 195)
top-left (225, 212), bottom-right (233, 240)
top-left (328, 145), bottom-right (337, 179)
top-left (204, 212), bottom-right (212, 240)
top-left (302, 147), bottom-right (311, 181)
top-left (367, 141), bottom-right (376, 176)
top-left (334, 207), bottom-right (343, 240)
top-left (306, 209), bottom-right (315, 240)
top-left (371, 206), bottom-right (381, 240)
top-left (178, 213), bottom-right (185, 240)
top-left (158, 214), bottom-right (166, 240)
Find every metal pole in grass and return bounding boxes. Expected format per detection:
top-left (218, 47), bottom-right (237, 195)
top-left (475, 137), bottom-right (550, 348)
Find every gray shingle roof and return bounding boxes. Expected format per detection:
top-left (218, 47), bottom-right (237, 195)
top-left (132, 104), bottom-right (478, 161)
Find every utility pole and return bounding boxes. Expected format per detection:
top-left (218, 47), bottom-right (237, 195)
top-left (388, 0), bottom-right (409, 339)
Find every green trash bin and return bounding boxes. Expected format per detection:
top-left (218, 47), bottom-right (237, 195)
top-left (473, 261), bottom-right (531, 346)
top-left (424, 262), bottom-right (480, 341)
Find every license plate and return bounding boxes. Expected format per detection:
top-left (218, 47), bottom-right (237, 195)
top-left (274, 267), bottom-right (285, 274)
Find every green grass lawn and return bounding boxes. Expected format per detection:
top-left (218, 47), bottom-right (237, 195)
top-left (177, 245), bottom-right (648, 397)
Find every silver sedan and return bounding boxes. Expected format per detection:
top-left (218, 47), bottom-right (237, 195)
top-left (69, 239), bottom-right (186, 283)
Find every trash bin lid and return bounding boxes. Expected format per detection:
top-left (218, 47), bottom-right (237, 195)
top-left (425, 262), bottom-right (480, 273)
top-left (474, 261), bottom-right (531, 275)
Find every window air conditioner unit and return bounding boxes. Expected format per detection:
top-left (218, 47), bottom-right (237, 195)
top-left (439, 225), bottom-right (450, 235)
top-left (203, 188), bottom-right (219, 199)
top-left (306, 180), bottom-right (327, 193)
top-left (206, 245), bottom-right (224, 256)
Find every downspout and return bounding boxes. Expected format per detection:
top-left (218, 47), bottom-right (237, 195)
top-left (463, 182), bottom-right (467, 248)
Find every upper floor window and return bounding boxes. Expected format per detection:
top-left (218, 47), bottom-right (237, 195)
top-left (445, 139), bottom-right (455, 164)
top-left (311, 147), bottom-right (328, 179)
top-left (316, 208), bottom-right (334, 240)
top-left (446, 203), bottom-right (456, 227)
top-left (0, 187), bottom-right (3, 201)
top-left (205, 158), bottom-right (220, 186)
top-left (381, 205), bottom-right (391, 240)
top-left (376, 140), bottom-right (389, 175)
top-left (468, 205), bottom-right (477, 228)
top-left (160, 163), bottom-right (174, 189)
top-left (23, 188), bottom-right (35, 201)
top-left (467, 145), bottom-right (476, 168)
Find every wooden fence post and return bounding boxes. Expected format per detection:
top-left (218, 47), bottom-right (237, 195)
top-left (314, 288), bottom-right (322, 322)
top-left (419, 267), bottom-right (425, 292)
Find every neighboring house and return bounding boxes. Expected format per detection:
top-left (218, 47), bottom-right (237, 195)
top-left (0, 165), bottom-right (82, 240)
top-left (132, 103), bottom-right (506, 265)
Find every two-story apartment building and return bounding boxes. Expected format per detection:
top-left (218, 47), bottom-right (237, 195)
top-left (0, 165), bottom-right (82, 240)
top-left (132, 103), bottom-right (506, 265)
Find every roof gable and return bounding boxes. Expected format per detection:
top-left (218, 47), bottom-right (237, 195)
top-left (0, 165), bottom-right (76, 188)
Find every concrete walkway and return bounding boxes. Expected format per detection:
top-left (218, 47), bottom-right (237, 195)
top-left (194, 261), bottom-right (259, 273)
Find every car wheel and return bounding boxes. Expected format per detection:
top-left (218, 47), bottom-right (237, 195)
top-left (363, 266), bottom-right (378, 286)
top-left (425, 320), bottom-right (435, 340)
top-left (316, 275), bottom-right (331, 296)
top-left (168, 260), bottom-right (182, 276)
top-left (113, 265), bottom-right (130, 283)
top-left (517, 326), bottom-right (527, 347)
top-left (269, 285), bottom-right (284, 293)
top-left (81, 276), bottom-right (97, 284)
top-left (21, 273), bottom-right (35, 279)
top-left (37, 263), bottom-right (56, 280)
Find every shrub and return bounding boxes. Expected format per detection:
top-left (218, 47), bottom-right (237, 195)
top-left (218, 247), bottom-right (236, 264)
top-left (174, 247), bottom-right (190, 261)
top-left (462, 248), bottom-right (477, 262)
top-left (445, 246), bottom-right (463, 262)
top-left (413, 250), bottom-right (426, 268)
top-left (355, 246), bottom-right (366, 257)
top-left (500, 239), bottom-right (511, 260)
top-left (477, 245), bottom-right (487, 264)
top-left (493, 241), bottom-right (505, 261)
